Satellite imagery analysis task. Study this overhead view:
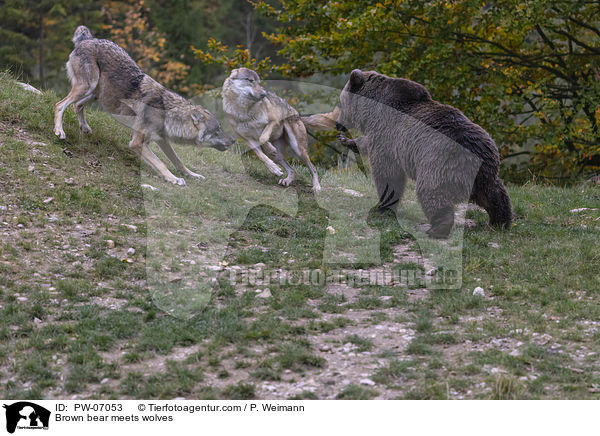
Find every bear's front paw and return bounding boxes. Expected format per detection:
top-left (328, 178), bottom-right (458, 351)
top-left (337, 134), bottom-right (358, 151)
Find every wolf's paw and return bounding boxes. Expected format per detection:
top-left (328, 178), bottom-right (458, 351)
top-left (278, 177), bottom-right (293, 187)
top-left (172, 177), bottom-right (186, 186)
top-left (267, 165), bottom-right (284, 177)
top-left (54, 129), bottom-right (66, 139)
top-left (312, 183), bottom-right (322, 192)
top-left (79, 125), bottom-right (92, 135)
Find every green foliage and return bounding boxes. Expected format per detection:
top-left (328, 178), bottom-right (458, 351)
top-left (102, 0), bottom-right (190, 93)
top-left (198, 0), bottom-right (600, 182)
top-left (0, 0), bottom-right (103, 88)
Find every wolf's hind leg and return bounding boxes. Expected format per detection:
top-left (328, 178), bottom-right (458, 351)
top-left (272, 138), bottom-right (296, 187)
top-left (54, 84), bottom-right (92, 139)
top-left (157, 139), bottom-right (205, 180)
top-left (284, 121), bottom-right (320, 192)
top-left (74, 94), bottom-right (95, 134)
top-left (55, 58), bottom-right (98, 139)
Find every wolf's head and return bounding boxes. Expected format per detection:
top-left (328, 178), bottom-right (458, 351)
top-left (223, 68), bottom-right (268, 103)
top-left (192, 108), bottom-right (234, 150)
top-left (165, 105), bottom-right (234, 151)
top-left (72, 25), bottom-right (93, 45)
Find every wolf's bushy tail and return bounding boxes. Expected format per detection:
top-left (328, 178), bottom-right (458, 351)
top-left (72, 26), bottom-right (93, 45)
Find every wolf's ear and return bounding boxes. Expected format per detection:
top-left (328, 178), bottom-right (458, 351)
top-left (191, 110), bottom-right (203, 126)
top-left (349, 69), bottom-right (364, 90)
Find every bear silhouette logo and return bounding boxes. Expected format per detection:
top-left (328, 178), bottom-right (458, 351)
top-left (3, 402), bottom-right (50, 433)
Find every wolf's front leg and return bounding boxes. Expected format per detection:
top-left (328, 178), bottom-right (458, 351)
top-left (130, 133), bottom-right (185, 185)
top-left (248, 140), bottom-right (284, 177)
top-left (157, 139), bottom-right (205, 180)
top-left (259, 121), bottom-right (277, 146)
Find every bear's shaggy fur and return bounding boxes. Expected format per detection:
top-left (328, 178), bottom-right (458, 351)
top-left (337, 69), bottom-right (513, 238)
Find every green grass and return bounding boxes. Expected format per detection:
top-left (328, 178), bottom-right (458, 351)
top-left (1, 72), bottom-right (599, 399)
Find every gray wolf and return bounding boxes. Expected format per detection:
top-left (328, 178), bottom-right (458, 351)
top-left (54, 26), bottom-right (234, 186)
top-left (308, 69), bottom-right (512, 238)
top-left (222, 68), bottom-right (321, 191)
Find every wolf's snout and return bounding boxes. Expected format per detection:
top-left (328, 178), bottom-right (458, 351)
top-left (249, 92), bottom-right (267, 102)
top-left (213, 134), bottom-right (235, 151)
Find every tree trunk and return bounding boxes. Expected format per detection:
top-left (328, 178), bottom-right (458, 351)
top-left (38, 14), bottom-right (44, 87)
top-left (245, 12), bottom-right (252, 58)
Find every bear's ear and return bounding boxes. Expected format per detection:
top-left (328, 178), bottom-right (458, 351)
top-left (349, 69), bottom-right (364, 90)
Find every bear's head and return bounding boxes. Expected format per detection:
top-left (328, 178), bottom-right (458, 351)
top-left (337, 69), bottom-right (432, 133)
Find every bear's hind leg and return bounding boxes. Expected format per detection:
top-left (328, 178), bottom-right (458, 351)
top-left (417, 185), bottom-right (455, 239)
top-left (472, 177), bottom-right (512, 229)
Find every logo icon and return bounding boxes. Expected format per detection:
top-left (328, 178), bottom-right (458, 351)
top-left (3, 402), bottom-right (50, 434)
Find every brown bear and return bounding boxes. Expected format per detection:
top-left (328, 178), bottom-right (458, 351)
top-left (334, 69), bottom-right (513, 239)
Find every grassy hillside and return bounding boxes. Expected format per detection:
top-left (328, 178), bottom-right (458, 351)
top-left (0, 73), bottom-right (599, 399)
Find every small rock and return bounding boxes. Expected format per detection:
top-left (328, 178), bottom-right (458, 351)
top-left (127, 247), bottom-right (135, 256)
top-left (425, 268), bottom-right (436, 276)
top-left (43, 197), bottom-right (54, 204)
top-left (318, 344), bottom-right (331, 352)
top-left (256, 289), bottom-right (272, 299)
top-left (359, 378), bottom-right (376, 386)
top-left (100, 378), bottom-right (110, 384)
top-left (17, 296), bottom-right (28, 302)
top-left (122, 224), bottom-right (137, 232)
top-left (488, 242), bottom-right (500, 248)
top-left (206, 265), bottom-right (223, 271)
top-left (64, 177), bottom-right (74, 185)
top-left (473, 286), bottom-right (485, 297)
top-left (0, 206), bottom-right (7, 212)
top-left (16, 82), bottom-right (42, 95)
top-left (326, 225), bottom-right (336, 234)
top-left (570, 207), bottom-right (598, 213)
top-left (342, 188), bottom-right (363, 197)
top-left (141, 184), bottom-right (158, 191)
top-left (106, 239), bottom-right (115, 249)
top-left (28, 165), bottom-right (35, 172)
